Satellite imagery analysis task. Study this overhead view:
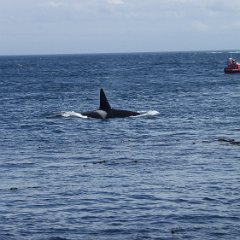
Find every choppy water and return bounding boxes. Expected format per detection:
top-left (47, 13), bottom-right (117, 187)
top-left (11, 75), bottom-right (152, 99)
top-left (0, 51), bottom-right (240, 240)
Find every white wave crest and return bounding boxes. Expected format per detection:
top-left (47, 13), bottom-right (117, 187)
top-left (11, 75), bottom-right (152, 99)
top-left (134, 110), bottom-right (160, 117)
top-left (228, 51), bottom-right (240, 54)
top-left (147, 110), bottom-right (160, 116)
top-left (61, 111), bottom-right (88, 118)
top-left (209, 51), bottom-right (223, 54)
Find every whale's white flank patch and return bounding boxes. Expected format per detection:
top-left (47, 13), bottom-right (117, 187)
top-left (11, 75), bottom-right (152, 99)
top-left (95, 110), bottom-right (107, 119)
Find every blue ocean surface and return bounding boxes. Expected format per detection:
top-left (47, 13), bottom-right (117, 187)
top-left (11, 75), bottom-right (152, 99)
top-left (0, 51), bottom-right (240, 240)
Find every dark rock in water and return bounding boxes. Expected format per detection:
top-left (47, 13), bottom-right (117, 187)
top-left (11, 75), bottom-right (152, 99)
top-left (218, 138), bottom-right (240, 146)
top-left (49, 237), bottom-right (68, 240)
top-left (9, 187), bottom-right (18, 191)
top-left (49, 237), bottom-right (70, 240)
top-left (93, 160), bottom-right (106, 164)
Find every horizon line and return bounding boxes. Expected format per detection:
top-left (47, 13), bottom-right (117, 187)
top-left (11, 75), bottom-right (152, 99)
top-left (0, 49), bottom-right (239, 57)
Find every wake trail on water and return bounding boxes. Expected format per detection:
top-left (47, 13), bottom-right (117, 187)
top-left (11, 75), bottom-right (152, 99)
top-left (132, 110), bottom-right (160, 118)
top-left (61, 111), bottom-right (87, 118)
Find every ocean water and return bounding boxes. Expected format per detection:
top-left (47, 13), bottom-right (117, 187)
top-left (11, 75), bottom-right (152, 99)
top-left (0, 51), bottom-right (240, 240)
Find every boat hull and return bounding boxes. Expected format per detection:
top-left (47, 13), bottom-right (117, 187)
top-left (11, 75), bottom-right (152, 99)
top-left (224, 67), bottom-right (240, 74)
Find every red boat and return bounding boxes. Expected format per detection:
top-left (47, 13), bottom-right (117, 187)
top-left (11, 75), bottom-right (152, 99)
top-left (224, 58), bottom-right (240, 73)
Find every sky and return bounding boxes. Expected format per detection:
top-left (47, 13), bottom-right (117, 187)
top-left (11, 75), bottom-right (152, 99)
top-left (0, 0), bottom-right (240, 55)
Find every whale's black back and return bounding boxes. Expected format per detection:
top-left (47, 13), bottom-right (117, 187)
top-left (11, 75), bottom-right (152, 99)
top-left (81, 88), bottom-right (140, 119)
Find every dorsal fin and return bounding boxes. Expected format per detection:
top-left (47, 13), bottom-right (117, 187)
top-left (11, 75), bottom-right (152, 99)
top-left (99, 88), bottom-right (111, 111)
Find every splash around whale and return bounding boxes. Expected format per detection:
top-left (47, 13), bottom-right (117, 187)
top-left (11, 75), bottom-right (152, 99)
top-left (60, 89), bottom-right (159, 120)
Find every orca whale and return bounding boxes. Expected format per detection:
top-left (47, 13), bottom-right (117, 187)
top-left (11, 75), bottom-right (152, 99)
top-left (81, 89), bottom-right (140, 119)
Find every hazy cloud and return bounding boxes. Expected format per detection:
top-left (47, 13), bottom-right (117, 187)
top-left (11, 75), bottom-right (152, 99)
top-left (0, 0), bottom-right (239, 55)
top-left (107, 0), bottom-right (125, 5)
